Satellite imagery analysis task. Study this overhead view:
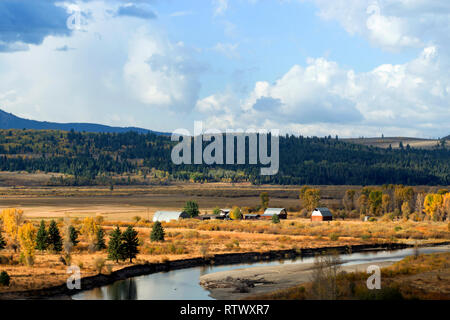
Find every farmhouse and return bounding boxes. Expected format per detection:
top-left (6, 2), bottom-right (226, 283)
top-left (311, 207), bottom-right (333, 221)
top-left (153, 211), bottom-right (190, 222)
top-left (261, 208), bottom-right (288, 220)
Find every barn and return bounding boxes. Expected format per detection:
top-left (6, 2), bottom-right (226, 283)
top-left (311, 208), bottom-right (333, 221)
top-left (261, 208), bottom-right (288, 220)
top-left (153, 211), bottom-right (190, 222)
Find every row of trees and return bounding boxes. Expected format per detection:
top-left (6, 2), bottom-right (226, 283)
top-left (339, 186), bottom-right (450, 221)
top-left (0, 208), bottom-right (171, 267)
top-left (0, 129), bottom-right (449, 186)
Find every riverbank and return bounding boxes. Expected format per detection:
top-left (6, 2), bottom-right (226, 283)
top-left (200, 245), bottom-right (450, 300)
top-left (1, 242), bottom-right (448, 300)
top-left (200, 261), bottom-right (395, 300)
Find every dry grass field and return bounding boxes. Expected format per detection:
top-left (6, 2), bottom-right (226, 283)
top-left (0, 183), bottom-right (449, 295)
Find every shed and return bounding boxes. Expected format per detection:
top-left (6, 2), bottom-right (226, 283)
top-left (262, 208), bottom-right (288, 219)
top-left (153, 211), bottom-right (190, 223)
top-left (219, 209), bottom-right (231, 217)
top-left (311, 208), bottom-right (333, 221)
top-left (243, 214), bottom-right (260, 220)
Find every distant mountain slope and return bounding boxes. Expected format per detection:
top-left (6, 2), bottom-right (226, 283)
top-left (343, 137), bottom-right (444, 149)
top-left (0, 109), bottom-right (166, 135)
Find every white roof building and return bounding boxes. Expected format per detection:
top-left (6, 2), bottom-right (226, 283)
top-left (263, 208), bottom-right (287, 216)
top-left (153, 211), bottom-right (189, 222)
top-left (311, 208), bottom-right (333, 218)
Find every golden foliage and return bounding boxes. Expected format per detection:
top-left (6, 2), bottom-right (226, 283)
top-left (18, 222), bottom-right (37, 265)
top-left (424, 193), bottom-right (443, 220)
top-left (1, 208), bottom-right (24, 241)
top-left (80, 217), bottom-right (100, 240)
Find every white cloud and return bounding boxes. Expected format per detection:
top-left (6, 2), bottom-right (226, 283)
top-left (212, 42), bottom-right (240, 59)
top-left (213, 0), bottom-right (229, 16)
top-left (0, 1), bottom-right (204, 128)
top-left (311, 0), bottom-right (450, 51)
top-left (197, 46), bottom-right (450, 138)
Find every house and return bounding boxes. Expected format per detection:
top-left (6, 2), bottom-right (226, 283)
top-left (311, 208), bottom-right (333, 221)
top-left (261, 208), bottom-right (288, 220)
top-left (219, 209), bottom-right (231, 217)
top-left (243, 214), bottom-right (260, 220)
top-left (153, 211), bottom-right (190, 223)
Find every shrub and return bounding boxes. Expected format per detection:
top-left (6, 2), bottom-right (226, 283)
top-left (94, 258), bottom-right (106, 274)
top-left (330, 233), bottom-right (340, 241)
top-left (271, 215), bottom-right (280, 224)
top-left (0, 271), bottom-right (10, 286)
top-left (151, 222), bottom-right (165, 242)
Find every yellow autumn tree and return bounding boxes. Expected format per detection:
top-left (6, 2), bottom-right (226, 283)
top-left (81, 217), bottom-right (100, 250)
top-left (18, 222), bottom-right (37, 265)
top-left (442, 193), bottom-right (450, 221)
top-left (1, 208), bottom-right (24, 250)
top-left (229, 207), bottom-right (242, 220)
top-left (423, 193), bottom-right (443, 220)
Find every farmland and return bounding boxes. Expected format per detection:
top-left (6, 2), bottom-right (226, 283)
top-left (0, 183), bottom-right (449, 297)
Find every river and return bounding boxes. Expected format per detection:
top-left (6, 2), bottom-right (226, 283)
top-left (72, 245), bottom-right (449, 300)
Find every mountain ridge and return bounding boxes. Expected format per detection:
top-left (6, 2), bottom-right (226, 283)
top-left (0, 109), bottom-right (167, 135)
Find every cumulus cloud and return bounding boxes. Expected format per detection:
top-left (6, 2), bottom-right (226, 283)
top-left (0, 1), bottom-right (204, 128)
top-left (198, 47), bottom-right (450, 137)
top-left (311, 0), bottom-right (450, 51)
top-left (0, 0), bottom-right (71, 52)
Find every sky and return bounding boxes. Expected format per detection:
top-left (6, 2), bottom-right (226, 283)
top-left (0, 0), bottom-right (449, 138)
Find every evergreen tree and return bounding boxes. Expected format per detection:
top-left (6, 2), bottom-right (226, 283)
top-left (68, 225), bottom-right (79, 247)
top-left (121, 226), bottom-right (139, 263)
top-left (108, 226), bottom-right (124, 263)
top-left (0, 229), bottom-right (6, 250)
top-left (95, 227), bottom-right (107, 251)
top-left (47, 220), bottom-right (63, 252)
top-left (271, 214), bottom-right (280, 224)
top-left (35, 220), bottom-right (48, 251)
top-left (183, 200), bottom-right (199, 218)
top-left (150, 221), bottom-right (165, 242)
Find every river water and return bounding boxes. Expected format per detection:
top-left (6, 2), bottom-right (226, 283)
top-left (72, 245), bottom-right (449, 300)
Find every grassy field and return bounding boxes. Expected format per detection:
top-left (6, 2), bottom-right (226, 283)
top-left (0, 184), bottom-right (449, 295)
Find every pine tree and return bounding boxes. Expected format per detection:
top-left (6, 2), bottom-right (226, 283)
top-left (150, 221), bottom-right (165, 242)
top-left (271, 214), bottom-right (280, 224)
top-left (95, 227), bottom-right (106, 251)
top-left (108, 226), bottom-right (124, 263)
top-left (121, 226), bottom-right (139, 263)
top-left (0, 229), bottom-right (6, 250)
top-left (47, 220), bottom-right (62, 253)
top-left (35, 220), bottom-right (48, 251)
top-left (68, 225), bottom-right (79, 247)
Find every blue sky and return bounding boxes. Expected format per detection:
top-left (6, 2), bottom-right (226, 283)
top-left (0, 0), bottom-right (449, 138)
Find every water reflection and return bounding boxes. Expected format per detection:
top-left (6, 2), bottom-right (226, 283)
top-left (73, 245), bottom-right (449, 300)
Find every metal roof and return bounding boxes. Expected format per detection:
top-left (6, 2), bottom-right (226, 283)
top-left (263, 208), bottom-right (286, 215)
top-left (153, 211), bottom-right (188, 222)
top-left (311, 208), bottom-right (333, 217)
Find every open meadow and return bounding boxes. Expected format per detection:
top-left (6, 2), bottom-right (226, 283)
top-left (0, 183), bottom-right (449, 296)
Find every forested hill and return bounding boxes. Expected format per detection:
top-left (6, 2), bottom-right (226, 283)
top-left (0, 129), bottom-right (449, 186)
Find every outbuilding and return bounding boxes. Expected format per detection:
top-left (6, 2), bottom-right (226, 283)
top-left (153, 211), bottom-right (190, 223)
top-left (262, 208), bottom-right (288, 220)
top-left (243, 214), bottom-right (260, 220)
top-left (311, 208), bottom-right (333, 222)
